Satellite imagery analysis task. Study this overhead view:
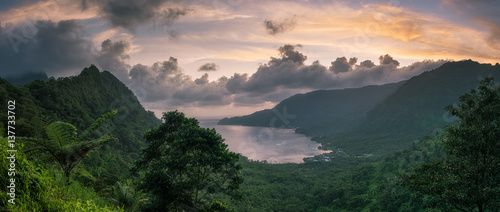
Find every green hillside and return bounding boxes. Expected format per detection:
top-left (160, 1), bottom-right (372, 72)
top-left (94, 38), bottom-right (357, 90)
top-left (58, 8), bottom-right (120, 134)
top-left (219, 60), bottom-right (500, 156)
top-left (219, 82), bottom-right (404, 136)
top-left (0, 65), bottom-right (160, 197)
top-left (24, 65), bottom-right (160, 154)
top-left (321, 60), bottom-right (500, 155)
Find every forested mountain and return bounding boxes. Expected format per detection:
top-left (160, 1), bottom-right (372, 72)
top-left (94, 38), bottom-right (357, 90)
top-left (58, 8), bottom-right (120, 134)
top-left (219, 81), bottom-right (404, 135)
top-left (366, 60), bottom-right (500, 134)
top-left (0, 65), bottom-right (160, 193)
top-left (219, 60), bottom-right (500, 155)
top-left (324, 60), bottom-right (500, 154)
top-left (24, 65), bottom-right (160, 154)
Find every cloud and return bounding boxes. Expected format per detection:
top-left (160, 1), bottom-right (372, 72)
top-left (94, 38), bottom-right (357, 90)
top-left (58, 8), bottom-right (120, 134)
top-left (264, 16), bottom-right (297, 35)
top-left (198, 63), bottom-right (219, 71)
top-left (224, 46), bottom-right (446, 97)
top-left (0, 19), bottom-right (137, 82)
top-left (160, 7), bottom-right (189, 26)
top-left (269, 44), bottom-right (307, 66)
top-left (95, 39), bottom-right (131, 83)
top-left (241, 60), bottom-right (332, 94)
top-left (0, 25), bottom-right (447, 108)
top-left (195, 73), bottom-right (209, 85)
top-left (359, 60), bottom-right (375, 68)
top-left (225, 73), bottom-right (248, 94)
top-left (118, 45), bottom-right (446, 107)
top-left (340, 58), bottom-right (447, 87)
top-left (349, 57), bottom-right (358, 66)
top-left (0, 20), bottom-right (94, 78)
top-left (81, 0), bottom-right (189, 31)
top-left (378, 54), bottom-right (400, 66)
top-left (329, 57), bottom-right (357, 74)
top-left (128, 57), bottom-right (231, 106)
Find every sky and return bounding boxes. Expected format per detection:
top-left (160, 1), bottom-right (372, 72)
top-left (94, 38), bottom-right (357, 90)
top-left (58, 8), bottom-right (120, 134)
top-left (0, 0), bottom-right (499, 119)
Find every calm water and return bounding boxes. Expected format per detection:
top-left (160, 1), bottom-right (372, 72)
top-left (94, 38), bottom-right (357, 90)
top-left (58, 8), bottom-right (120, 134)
top-left (199, 119), bottom-right (330, 163)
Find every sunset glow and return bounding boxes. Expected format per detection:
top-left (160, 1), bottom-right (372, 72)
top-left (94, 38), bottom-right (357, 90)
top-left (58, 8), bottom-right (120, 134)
top-left (1, 0), bottom-right (499, 118)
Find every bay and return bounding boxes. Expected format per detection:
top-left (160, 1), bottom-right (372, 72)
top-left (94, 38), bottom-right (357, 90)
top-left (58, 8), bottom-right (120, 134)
top-left (199, 119), bottom-right (330, 163)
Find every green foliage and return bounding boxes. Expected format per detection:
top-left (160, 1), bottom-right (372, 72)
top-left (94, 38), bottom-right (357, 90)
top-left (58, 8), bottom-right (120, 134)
top-left (220, 60), bottom-right (500, 156)
top-left (220, 133), bottom-right (447, 212)
top-left (24, 66), bottom-right (160, 155)
top-left (1, 66), bottom-right (160, 194)
top-left (0, 78), bottom-right (46, 138)
top-left (400, 78), bottom-right (500, 211)
top-left (25, 111), bottom-right (117, 186)
top-left (205, 200), bottom-right (234, 212)
top-left (135, 111), bottom-right (243, 211)
top-left (0, 137), bottom-right (123, 212)
top-left (339, 60), bottom-right (500, 155)
top-left (111, 179), bottom-right (146, 211)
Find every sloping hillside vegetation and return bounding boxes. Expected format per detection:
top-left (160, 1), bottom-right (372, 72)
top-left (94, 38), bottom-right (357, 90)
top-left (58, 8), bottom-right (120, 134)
top-left (0, 65), bottom-right (160, 210)
top-left (219, 82), bottom-right (404, 136)
top-left (321, 60), bottom-right (500, 155)
top-left (220, 61), bottom-right (500, 155)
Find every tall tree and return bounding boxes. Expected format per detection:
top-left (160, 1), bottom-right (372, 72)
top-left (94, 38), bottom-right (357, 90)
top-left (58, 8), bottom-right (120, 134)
top-left (134, 111), bottom-right (243, 211)
top-left (400, 78), bottom-right (500, 211)
top-left (26, 111), bottom-right (117, 186)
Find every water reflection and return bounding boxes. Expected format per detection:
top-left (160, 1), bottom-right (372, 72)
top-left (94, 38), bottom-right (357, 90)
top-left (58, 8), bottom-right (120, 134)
top-left (199, 120), bottom-right (331, 163)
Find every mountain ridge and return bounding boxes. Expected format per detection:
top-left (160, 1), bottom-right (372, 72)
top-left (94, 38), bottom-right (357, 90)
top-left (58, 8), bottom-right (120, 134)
top-left (0, 65), bottom-right (161, 191)
top-left (219, 82), bottom-right (405, 136)
top-left (218, 60), bottom-right (500, 155)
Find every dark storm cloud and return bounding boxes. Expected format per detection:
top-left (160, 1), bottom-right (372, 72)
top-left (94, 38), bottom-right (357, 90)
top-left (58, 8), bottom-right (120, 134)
top-left (269, 44), bottom-right (307, 66)
top-left (0, 19), bottom-right (138, 82)
top-left (349, 57), bottom-right (358, 66)
top-left (264, 16), bottom-right (297, 35)
top-left (226, 73), bottom-right (248, 94)
top-left (81, 0), bottom-right (189, 31)
top-left (241, 60), bottom-right (332, 93)
top-left (329, 57), bottom-right (357, 74)
top-left (160, 7), bottom-right (189, 26)
top-left (0, 25), bottom-right (446, 108)
top-left (198, 63), bottom-right (219, 71)
top-left (195, 73), bottom-right (209, 85)
top-left (223, 46), bottom-right (445, 98)
top-left (122, 45), bottom-right (447, 107)
top-left (95, 39), bottom-right (131, 83)
top-left (379, 54), bottom-right (400, 66)
top-left (0, 20), bottom-right (94, 78)
top-left (128, 57), bottom-right (231, 106)
top-left (359, 60), bottom-right (376, 68)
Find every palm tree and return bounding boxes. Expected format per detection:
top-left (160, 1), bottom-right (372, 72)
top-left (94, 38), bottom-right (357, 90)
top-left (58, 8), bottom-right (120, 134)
top-left (27, 111), bottom-right (117, 186)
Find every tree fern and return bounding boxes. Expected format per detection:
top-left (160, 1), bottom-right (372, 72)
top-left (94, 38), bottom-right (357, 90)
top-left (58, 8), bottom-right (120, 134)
top-left (46, 121), bottom-right (77, 148)
top-left (26, 111), bottom-right (117, 186)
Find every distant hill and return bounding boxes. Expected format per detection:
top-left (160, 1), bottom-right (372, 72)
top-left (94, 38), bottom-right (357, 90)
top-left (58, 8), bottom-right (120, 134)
top-left (325, 60), bottom-right (500, 154)
top-left (219, 82), bottom-right (405, 135)
top-left (219, 60), bottom-right (500, 155)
